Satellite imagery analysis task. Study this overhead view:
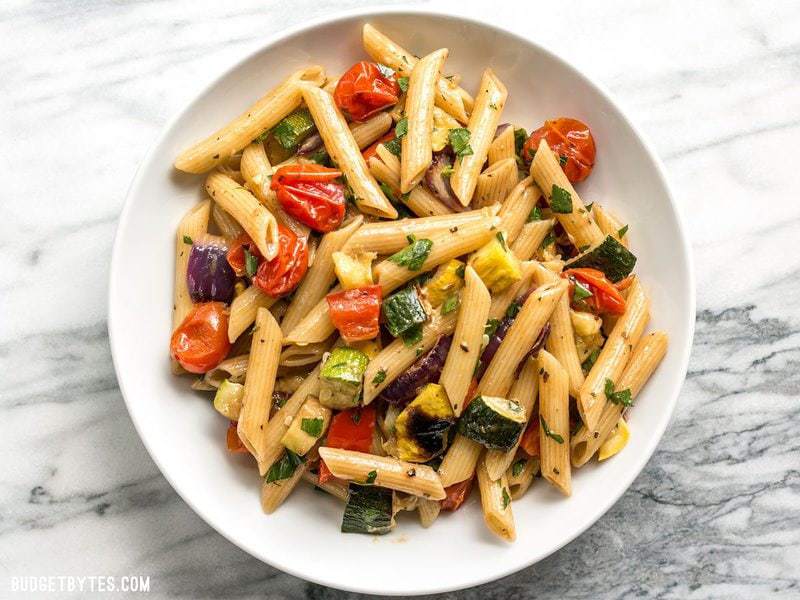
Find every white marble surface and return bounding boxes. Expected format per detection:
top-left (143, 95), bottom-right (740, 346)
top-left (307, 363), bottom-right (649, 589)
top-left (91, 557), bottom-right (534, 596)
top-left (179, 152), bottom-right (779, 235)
top-left (1, 0), bottom-right (799, 597)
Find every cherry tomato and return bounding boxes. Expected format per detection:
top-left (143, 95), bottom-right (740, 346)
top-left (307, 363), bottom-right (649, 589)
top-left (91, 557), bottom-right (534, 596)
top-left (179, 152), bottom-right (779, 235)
top-left (318, 406), bottom-right (377, 485)
top-left (523, 118), bottom-right (596, 183)
top-left (226, 233), bottom-right (262, 277)
top-left (326, 285), bottom-right (382, 342)
top-left (226, 421), bottom-right (249, 454)
top-left (170, 302), bottom-right (231, 373)
top-left (334, 61), bottom-right (400, 122)
top-left (271, 164), bottom-right (346, 233)
top-left (519, 418), bottom-right (540, 457)
top-left (362, 131), bottom-right (396, 162)
top-left (253, 225), bottom-right (308, 297)
top-left (441, 478), bottom-right (474, 511)
top-left (562, 268), bottom-right (626, 316)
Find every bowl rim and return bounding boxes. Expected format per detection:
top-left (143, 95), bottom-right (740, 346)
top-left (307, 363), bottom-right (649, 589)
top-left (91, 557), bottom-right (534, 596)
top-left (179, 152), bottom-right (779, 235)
top-left (108, 5), bottom-right (696, 595)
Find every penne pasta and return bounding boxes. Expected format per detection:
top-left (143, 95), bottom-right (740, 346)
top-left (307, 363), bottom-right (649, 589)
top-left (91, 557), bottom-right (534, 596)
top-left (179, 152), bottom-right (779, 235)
top-left (401, 48), bottom-right (449, 193)
top-left (228, 285), bottom-right (277, 343)
top-left (479, 281), bottom-right (567, 397)
top-left (473, 158), bottom-right (519, 208)
top-left (204, 172), bottom-right (279, 260)
top-left (175, 66), bottom-right (325, 173)
top-left (497, 178), bottom-right (542, 244)
top-left (476, 456), bottom-right (515, 542)
top-left (571, 330), bottom-right (668, 467)
top-left (592, 203), bottom-right (629, 248)
top-left (487, 260), bottom-right (537, 320)
top-left (351, 111), bottom-right (393, 149)
top-left (438, 434), bottom-right (482, 488)
top-left (211, 202), bottom-right (243, 239)
top-left (300, 84), bottom-right (397, 219)
top-left (450, 69), bottom-right (508, 206)
top-left (488, 125), bottom-right (516, 165)
top-left (370, 146), bottom-right (451, 216)
top-left (507, 454), bottom-right (540, 500)
top-left (203, 353), bottom-right (249, 388)
top-left (237, 308), bottom-right (282, 475)
top-left (172, 199), bottom-right (211, 336)
top-left (538, 350), bottom-right (571, 496)
top-left (484, 356), bottom-right (539, 480)
top-left (510, 219), bottom-right (555, 261)
top-left (417, 498), bottom-right (442, 528)
top-left (439, 266), bottom-right (491, 415)
top-left (261, 458), bottom-right (307, 514)
top-left (279, 337), bottom-right (335, 367)
top-left (318, 447), bottom-right (446, 500)
top-left (529, 139), bottom-right (604, 249)
top-left (301, 469), bottom-right (350, 501)
top-left (578, 277), bottom-right (650, 431)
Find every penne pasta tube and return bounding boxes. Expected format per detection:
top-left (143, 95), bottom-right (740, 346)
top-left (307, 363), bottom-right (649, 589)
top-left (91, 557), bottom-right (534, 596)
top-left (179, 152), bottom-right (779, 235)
top-left (279, 337), bottom-right (334, 367)
top-left (204, 172), bottom-right (279, 260)
top-left (438, 434), bottom-right (482, 488)
top-left (476, 456), bottom-right (515, 542)
top-left (592, 203), bottom-right (629, 248)
top-left (318, 448), bottom-right (446, 500)
top-left (175, 66), bottom-right (326, 173)
top-left (532, 263), bottom-right (585, 398)
top-left (350, 111), bottom-right (393, 149)
top-left (537, 350), bottom-right (571, 496)
top-left (237, 308), bottom-right (282, 474)
top-left (578, 277), bottom-right (650, 431)
top-left (498, 178), bottom-right (542, 244)
top-left (363, 312), bottom-right (457, 404)
top-left (228, 285), bottom-right (277, 343)
top-left (488, 125), bottom-right (515, 165)
top-left (479, 281), bottom-right (567, 397)
top-left (473, 158), bottom-right (519, 208)
top-left (510, 219), bottom-right (555, 261)
top-left (507, 454), bottom-right (540, 500)
top-left (401, 48), bottom-right (448, 193)
top-left (450, 69), bottom-right (508, 206)
top-left (487, 260), bottom-right (537, 320)
top-left (417, 497), bottom-right (442, 528)
top-left (203, 354), bottom-right (249, 388)
top-left (211, 202), bottom-right (243, 239)
top-left (571, 331), bottom-right (668, 467)
top-left (261, 459), bottom-right (307, 514)
top-left (172, 199), bottom-right (211, 335)
top-left (439, 266), bottom-right (491, 415)
top-left (484, 355), bottom-right (539, 479)
top-left (361, 24), bottom-right (472, 123)
top-left (280, 216), bottom-right (362, 334)
top-left (529, 139), bottom-right (604, 249)
top-left (300, 84), bottom-right (397, 219)
top-left (301, 469), bottom-right (350, 501)
top-left (370, 147), bottom-right (451, 216)
top-left (343, 205), bottom-right (498, 255)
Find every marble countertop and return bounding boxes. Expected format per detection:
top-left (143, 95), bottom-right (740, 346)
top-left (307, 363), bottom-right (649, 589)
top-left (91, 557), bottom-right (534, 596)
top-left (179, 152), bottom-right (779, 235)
top-left (2, 0), bottom-right (798, 597)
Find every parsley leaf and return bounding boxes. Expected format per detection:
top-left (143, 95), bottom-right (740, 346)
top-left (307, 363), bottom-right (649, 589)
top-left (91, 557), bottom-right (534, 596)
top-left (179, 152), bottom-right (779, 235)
top-left (377, 63), bottom-right (395, 79)
top-left (484, 318), bottom-right (500, 337)
top-left (585, 202), bottom-right (594, 212)
top-left (550, 184), bottom-right (573, 214)
top-left (540, 231), bottom-right (556, 250)
top-left (512, 458), bottom-right (527, 477)
top-left (506, 300), bottom-right (522, 319)
top-left (300, 418), bottom-right (324, 437)
top-left (395, 117), bottom-right (409, 139)
top-left (383, 137), bottom-right (402, 156)
top-left (372, 369), bottom-right (387, 385)
top-left (559, 154), bottom-right (568, 167)
top-left (388, 238), bottom-right (433, 271)
top-left (441, 294), bottom-right (459, 315)
top-left (365, 470), bottom-right (378, 484)
top-left (527, 206), bottom-right (542, 222)
top-left (182, 235), bottom-right (193, 245)
top-left (265, 450), bottom-right (304, 483)
top-left (604, 378), bottom-right (633, 407)
top-left (308, 149), bottom-right (330, 165)
top-left (502, 487), bottom-right (511, 509)
top-left (573, 280), bottom-right (593, 301)
top-left (618, 224), bottom-right (629, 238)
top-left (448, 128), bottom-right (473, 157)
top-left (244, 248), bottom-right (259, 278)
top-left (441, 165), bottom-right (454, 177)
top-left (397, 76), bottom-right (409, 92)
top-left (539, 415), bottom-right (564, 444)
top-left (582, 348), bottom-right (600, 372)
top-left (400, 323), bottom-right (423, 346)
top-left (513, 128), bottom-right (528, 156)
top-left (496, 231), bottom-right (507, 251)
top-left (455, 264), bottom-right (466, 278)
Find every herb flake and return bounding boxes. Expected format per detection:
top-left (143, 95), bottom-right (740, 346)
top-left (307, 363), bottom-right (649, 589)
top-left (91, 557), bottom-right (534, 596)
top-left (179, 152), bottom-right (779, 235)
top-left (604, 378), bottom-right (633, 407)
top-left (512, 458), bottom-right (527, 477)
top-left (539, 415), bottom-right (564, 444)
top-left (550, 184), bottom-right (573, 214)
top-left (372, 369), bottom-right (387, 385)
top-left (265, 449), bottom-right (304, 483)
top-left (448, 128), bottom-right (473, 157)
top-left (395, 117), bottom-right (409, 139)
top-left (388, 238), bottom-right (433, 271)
top-left (182, 235), bottom-right (193, 245)
top-left (441, 294), bottom-right (460, 315)
top-left (300, 418), bottom-right (324, 437)
top-left (365, 470), bottom-right (378, 484)
top-left (244, 248), bottom-right (259, 278)
top-left (397, 76), bottom-right (409, 93)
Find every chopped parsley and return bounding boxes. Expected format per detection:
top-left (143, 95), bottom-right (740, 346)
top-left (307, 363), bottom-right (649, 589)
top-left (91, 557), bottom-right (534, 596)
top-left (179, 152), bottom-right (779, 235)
top-left (605, 378), bottom-right (633, 407)
top-left (559, 154), bottom-right (568, 167)
top-left (377, 63), bottom-right (395, 79)
top-left (484, 318), bottom-right (500, 337)
top-left (244, 248), bottom-right (259, 278)
top-left (441, 294), bottom-right (459, 315)
top-left (489, 102), bottom-right (498, 110)
top-left (395, 117), bottom-right (409, 139)
top-left (573, 280), bottom-right (593, 301)
top-left (585, 202), bottom-right (594, 212)
top-left (441, 165), bottom-right (454, 177)
top-left (540, 231), bottom-right (556, 250)
top-left (513, 128), bottom-right (528, 156)
top-left (372, 369), bottom-right (387, 385)
top-left (455, 264), bottom-right (466, 278)
top-left (618, 224), bottom-right (629, 238)
top-left (527, 206), bottom-right (542, 222)
top-left (582, 348), bottom-right (600, 372)
top-left (550, 184), bottom-right (573, 214)
top-left (506, 300), bottom-right (522, 318)
top-left (397, 76), bottom-right (409, 92)
top-left (365, 470), bottom-right (378, 484)
top-left (496, 231), bottom-right (507, 251)
top-left (400, 323), bottom-right (423, 346)
top-left (448, 128), bottom-right (473, 157)
top-left (383, 137), bottom-right (402, 156)
top-left (265, 449), bottom-right (304, 483)
top-left (502, 487), bottom-right (511, 509)
top-left (300, 418), bottom-right (324, 437)
top-left (182, 235), bottom-right (193, 245)
top-left (539, 415), bottom-right (564, 444)
top-left (512, 458), bottom-right (527, 477)
top-left (351, 409), bottom-right (362, 424)
top-left (387, 236), bottom-right (433, 271)
top-left (308, 149), bottom-right (330, 165)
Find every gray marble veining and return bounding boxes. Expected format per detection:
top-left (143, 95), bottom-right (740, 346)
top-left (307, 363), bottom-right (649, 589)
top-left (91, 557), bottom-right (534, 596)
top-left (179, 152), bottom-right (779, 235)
top-left (1, 0), bottom-right (798, 598)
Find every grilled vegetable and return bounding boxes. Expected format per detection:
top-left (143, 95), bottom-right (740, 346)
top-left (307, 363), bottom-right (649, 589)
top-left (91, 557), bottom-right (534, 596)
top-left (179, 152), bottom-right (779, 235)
top-left (469, 234), bottom-right (522, 293)
top-left (565, 235), bottom-right (636, 282)
top-left (425, 259), bottom-right (465, 308)
top-left (457, 395), bottom-right (527, 451)
top-left (570, 309), bottom-right (602, 337)
top-left (263, 108), bottom-right (316, 163)
top-left (332, 250), bottom-right (376, 290)
top-left (378, 335), bottom-right (452, 405)
top-left (395, 384), bottom-right (455, 462)
top-left (341, 484), bottom-right (395, 535)
top-left (382, 286), bottom-right (427, 337)
top-left (319, 347), bottom-right (369, 409)
top-left (431, 107), bottom-right (460, 152)
top-left (598, 418), bottom-right (630, 461)
top-left (319, 405), bottom-right (377, 485)
top-left (213, 379), bottom-right (244, 420)
top-left (424, 151), bottom-right (462, 212)
top-left (327, 285), bottom-right (382, 342)
top-left (280, 396), bottom-right (332, 456)
top-left (187, 237), bottom-right (236, 303)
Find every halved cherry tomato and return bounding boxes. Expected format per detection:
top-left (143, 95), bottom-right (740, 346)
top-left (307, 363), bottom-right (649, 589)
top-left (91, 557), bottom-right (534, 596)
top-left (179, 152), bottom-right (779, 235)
top-left (441, 478), bottom-right (474, 511)
top-left (334, 61), bottom-right (400, 122)
top-left (362, 131), bottom-right (396, 162)
top-left (226, 233), bottom-right (262, 277)
top-left (523, 118), bottom-right (596, 183)
top-left (226, 421), bottom-right (249, 454)
top-left (170, 302), bottom-right (231, 373)
top-left (319, 406), bottom-right (377, 485)
top-left (519, 418), bottom-right (540, 457)
top-left (270, 164), bottom-right (345, 233)
top-left (562, 268), bottom-right (626, 316)
top-left (252, 225), bottom-right (308, 297)
top-left (326, 285), bottom-right (382, 342)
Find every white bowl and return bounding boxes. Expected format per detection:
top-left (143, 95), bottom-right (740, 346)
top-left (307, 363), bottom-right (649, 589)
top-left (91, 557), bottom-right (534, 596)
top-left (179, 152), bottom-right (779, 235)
top-left (109, 7), bottom-right (694, 596)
